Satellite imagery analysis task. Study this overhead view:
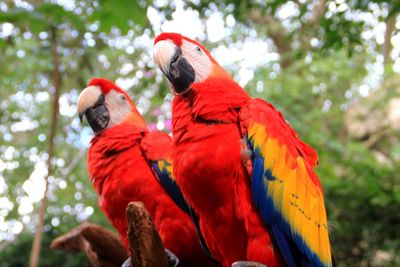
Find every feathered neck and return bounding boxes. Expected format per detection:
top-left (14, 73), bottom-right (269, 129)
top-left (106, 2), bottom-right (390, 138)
top-left (88, 122), bottom-right (146, 195)
top-left (179, 76), bottom-right (250, 120)
top-left (172, 76), bottom-right (249, 142)
top-left (90, 122), bottom-right (145, 153)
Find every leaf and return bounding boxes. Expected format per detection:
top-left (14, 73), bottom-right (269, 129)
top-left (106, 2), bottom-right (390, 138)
top-left (91, 0), bottom-right (147, 34)
top-left (0, 8), bottom-right (48, 33)
top-left (0, 4), bottom-right (85, 33)
top-left (35, 3), bottom-right (85, 32)
top-left (388, 2), bottom-right (400, 17)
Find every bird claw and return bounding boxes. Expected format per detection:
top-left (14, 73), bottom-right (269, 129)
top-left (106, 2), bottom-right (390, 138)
top-left (121, 258), bottom-right (131, 267)
top-left (120, 249), bottom-right (179, 267)
top-left (231, 261), bottom-right (268, 267)
top-left (165, 248), bottom-right (180, 267)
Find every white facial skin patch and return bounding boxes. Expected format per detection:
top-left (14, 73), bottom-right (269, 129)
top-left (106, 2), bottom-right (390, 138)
top-left (181, 40), bottom-right (212, 83)
top-left (105, 90), bottom-right (133, 129)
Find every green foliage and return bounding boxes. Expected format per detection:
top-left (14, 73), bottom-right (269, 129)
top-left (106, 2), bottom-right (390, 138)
top-left (0, 1), bottom-right (152, 265)
top-left (0, 0), bottom-right (399, 266)
top-left (246, 49), bottom-right (400, 266)
top-left (92, 0), bottom-right (148, 34)
top-left (0, 229), bottom-right (90, 267)
top-left (0, 3), bottom-right (84, 33)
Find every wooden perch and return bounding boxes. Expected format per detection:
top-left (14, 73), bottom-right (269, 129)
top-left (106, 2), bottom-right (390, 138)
top-left (52, 202), bottom-right (175, 267)
top-left (126, 201), bottom-right (171, 267)
top-left (51, 222), bottom-right (127, 267)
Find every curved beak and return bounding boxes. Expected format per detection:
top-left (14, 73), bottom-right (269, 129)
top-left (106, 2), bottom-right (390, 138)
top-left (153, 40), bottom-right (195, 94)
top-left (77, 85), bottom-right (110, 133)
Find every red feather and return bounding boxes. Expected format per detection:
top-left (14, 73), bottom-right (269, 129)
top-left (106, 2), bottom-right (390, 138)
top-left (156, 32), bottom-right (332, 267)
top-left (87, 122), bottom-right (215, 266)
top-left (171, 73), bottom-right (331, 266)
top-left (155, 32), bottom-right (183, 46)
top-left (88, 78), bottom-right (124, 95)
top-left (85, 75), bottom-right (217, 267)
top-left (172, 77), bottom-right (286, 267)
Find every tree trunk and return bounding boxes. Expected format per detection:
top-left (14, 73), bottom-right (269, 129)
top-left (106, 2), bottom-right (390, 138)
top-left (383, 15), bottom-right (396, 66)
top-left (248, 10), bottom-right (294, 69)
top-left (248, 0), bottom-right (326, 70)
top-left (29, 24), bottom-right (62, 267)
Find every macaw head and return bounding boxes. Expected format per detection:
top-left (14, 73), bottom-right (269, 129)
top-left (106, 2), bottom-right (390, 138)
top-left (77, 78), bottom-right (145, 134)
top-left (153, 32), bottom-right (230, 94)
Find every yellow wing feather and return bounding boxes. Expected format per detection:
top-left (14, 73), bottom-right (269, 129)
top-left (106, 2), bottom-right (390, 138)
top-left (248, 121), bottom-right (332, 266)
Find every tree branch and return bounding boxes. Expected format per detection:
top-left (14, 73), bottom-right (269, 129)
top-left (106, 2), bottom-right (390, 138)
top-left (29, 24), bottom-right (62, 267)
top-left (126, 202), bottom-right (170, 267)
top-left (248, 9), bottom-right (293, 69)
top-left (52, 203), bottom-right (176, 267)
top-left (298, 0), bottom-right (327, 51)
top-left (383, 15), bottom-right (396, 66)
top-left (51, 222), bottom-right (127, 267)
top-left (308, 0), bottom-right (326, 25)
top-left (247, 0), bottom-right (326, 69)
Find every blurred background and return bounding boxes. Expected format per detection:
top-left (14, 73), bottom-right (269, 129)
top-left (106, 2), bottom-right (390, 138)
top-left (0, 0), bottom-right (399, 266)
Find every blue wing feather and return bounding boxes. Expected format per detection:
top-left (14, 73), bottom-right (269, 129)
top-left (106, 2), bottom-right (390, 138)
top-left (249, 138), bottom-right (298, 267)
top-left (151, 160), bottom-right (220, 265)
top-left (151, 161), bottom-right (190, 214)
top-left (247, 134), bottom-right (329, 267)
top-left (241, 100), bottom-right (332, 267)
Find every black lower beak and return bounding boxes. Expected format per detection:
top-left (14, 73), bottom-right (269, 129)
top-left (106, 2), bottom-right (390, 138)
top-left (167, 47), bottom-right (195, 94)
top-left (81, 94), bottom-right (110, 133)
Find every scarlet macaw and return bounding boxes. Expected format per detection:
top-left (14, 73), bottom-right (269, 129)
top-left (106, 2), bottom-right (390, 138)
top-left (153, 33), bottom-right (334, 267)
top-left (77, 78), bottom-right (215, 267)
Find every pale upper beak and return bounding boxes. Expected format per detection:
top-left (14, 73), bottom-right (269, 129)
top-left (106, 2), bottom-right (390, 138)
top-left (153, 40), bottom-right (177, 76)
top-left (77, 85), bottom-right (102, 121)
top-left (77, 85), bottom-right (110, 133)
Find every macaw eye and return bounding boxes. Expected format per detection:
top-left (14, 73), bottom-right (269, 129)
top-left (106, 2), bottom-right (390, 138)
top-left (120, 95), bottom-right (127, 101)
top-left (196, 46), bottom-right (202, 54)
